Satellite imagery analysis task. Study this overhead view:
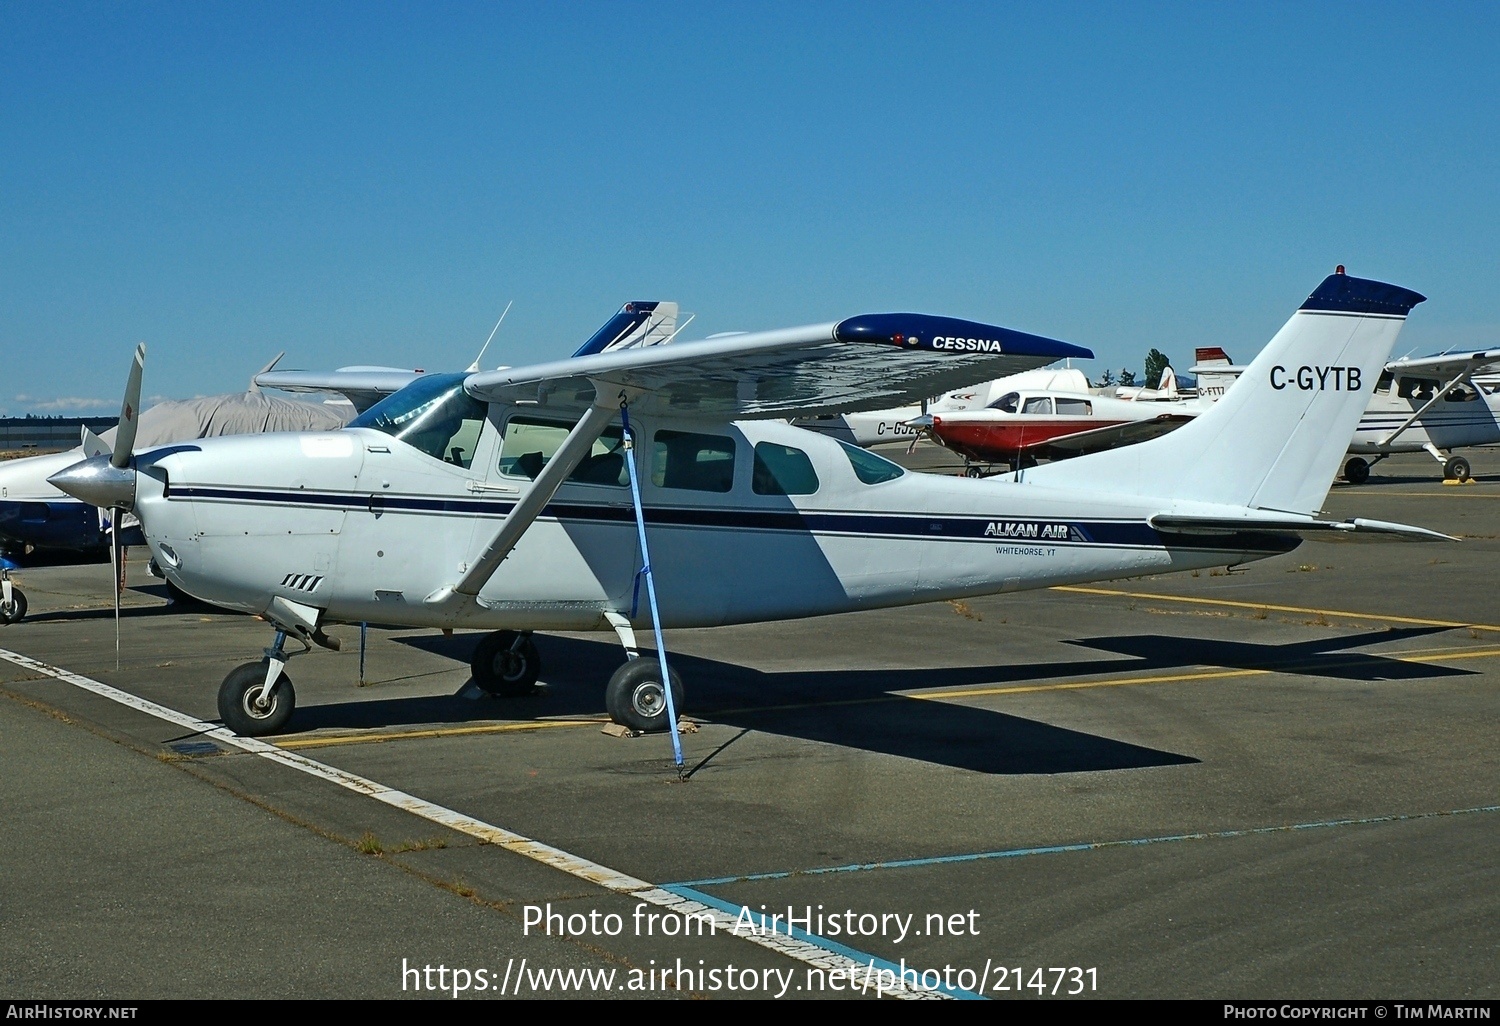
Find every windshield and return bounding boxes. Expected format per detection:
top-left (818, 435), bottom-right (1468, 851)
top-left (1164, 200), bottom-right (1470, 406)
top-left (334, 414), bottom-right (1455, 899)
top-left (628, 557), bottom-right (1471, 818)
top-left (349, 373), bottom-right (488, 467)
top-left (838, 441), bottom-right (904, 484)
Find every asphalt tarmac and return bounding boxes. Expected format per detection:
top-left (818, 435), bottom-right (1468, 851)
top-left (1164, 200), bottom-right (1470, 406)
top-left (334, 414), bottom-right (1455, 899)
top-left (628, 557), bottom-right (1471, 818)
top-left (1, 446), bottom-right (1495, 1000)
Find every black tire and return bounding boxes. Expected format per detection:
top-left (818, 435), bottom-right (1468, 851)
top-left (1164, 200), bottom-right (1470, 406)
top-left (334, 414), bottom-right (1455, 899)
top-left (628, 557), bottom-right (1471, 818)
top-left (605, 657), bottom-right (684, 733)
top-left (1343, 457), bottom-right (1370, 484)
top-left (470, 630), bottom-right (541, 695)
top-left (218, 660), bottom-right (296, 736)
top-left (0, 587), bottom-right (26, 625)
top-left (963, 466), bottom-right (983, 479)
top-left (1445, 456), bottom-right (1472, 482)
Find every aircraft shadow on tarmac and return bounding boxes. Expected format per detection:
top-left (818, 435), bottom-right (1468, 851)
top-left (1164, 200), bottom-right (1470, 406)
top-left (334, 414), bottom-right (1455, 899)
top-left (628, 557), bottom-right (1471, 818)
top-left (9, 582), bottom-right (233, 624)
top-left (1069, 627), bottom-right (1474, 682)
top-left (294, 636), bottom-right (1193, 774)
top-left (286, 625), bottom-right (1472, 775)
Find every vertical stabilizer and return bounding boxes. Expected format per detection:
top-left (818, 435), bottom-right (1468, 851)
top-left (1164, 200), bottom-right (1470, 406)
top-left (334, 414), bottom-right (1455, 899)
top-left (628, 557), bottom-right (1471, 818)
top-left (1023, 272), bottom-right (1425, 515)
top-left (571, 302), bottom-right (680, 357)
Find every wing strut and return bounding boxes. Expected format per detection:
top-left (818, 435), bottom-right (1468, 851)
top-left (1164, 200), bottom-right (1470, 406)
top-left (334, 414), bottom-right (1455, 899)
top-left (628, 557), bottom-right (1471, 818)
top-left (619, 397), bottom-right (684, 771)
top-left (1378, 365), bottom-right (1482, 448)
top-left (425, 398), bottom-right (617, 609)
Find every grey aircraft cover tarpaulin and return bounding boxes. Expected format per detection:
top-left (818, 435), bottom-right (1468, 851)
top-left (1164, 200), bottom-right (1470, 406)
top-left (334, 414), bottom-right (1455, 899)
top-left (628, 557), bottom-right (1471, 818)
top-left (100, 392), bottom-right (353, 448)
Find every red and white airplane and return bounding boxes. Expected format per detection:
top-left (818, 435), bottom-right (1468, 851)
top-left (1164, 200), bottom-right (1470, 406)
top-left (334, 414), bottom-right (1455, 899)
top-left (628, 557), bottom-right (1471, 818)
top-left (911, 364), bottom-right (1209, 474)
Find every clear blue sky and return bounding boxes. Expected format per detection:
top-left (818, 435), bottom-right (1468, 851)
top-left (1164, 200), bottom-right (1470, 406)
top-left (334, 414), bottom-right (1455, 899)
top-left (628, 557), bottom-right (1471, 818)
top-left (2, 2), bottom-right (1496, 413)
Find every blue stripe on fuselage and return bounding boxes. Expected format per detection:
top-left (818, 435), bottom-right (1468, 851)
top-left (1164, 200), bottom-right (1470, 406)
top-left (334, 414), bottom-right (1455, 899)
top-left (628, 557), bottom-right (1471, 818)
top-left (167, 486), bottom-right (1297, 554)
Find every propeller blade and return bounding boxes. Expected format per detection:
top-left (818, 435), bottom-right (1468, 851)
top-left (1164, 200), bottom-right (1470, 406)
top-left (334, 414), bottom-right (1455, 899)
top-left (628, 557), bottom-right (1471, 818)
top-left (81, 426), bottom-right (109, 458)
top-left (111, 343), bottom-right (146, 469)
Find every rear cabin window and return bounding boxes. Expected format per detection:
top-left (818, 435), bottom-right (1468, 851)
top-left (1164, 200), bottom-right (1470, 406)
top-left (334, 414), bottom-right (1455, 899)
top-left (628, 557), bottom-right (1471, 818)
top-left (1055, 398), bottom-right (1092, 416)
top-left (752, 443), bottom-right (819, 495)
top-left (499, 418), bottom-right (627, 485)
top-left (838, 441), bottom-right (904, 484)
top-left (1022, 396), bottom-right (1054, 415)
top-left (652, 430), bottom-right (736, 492)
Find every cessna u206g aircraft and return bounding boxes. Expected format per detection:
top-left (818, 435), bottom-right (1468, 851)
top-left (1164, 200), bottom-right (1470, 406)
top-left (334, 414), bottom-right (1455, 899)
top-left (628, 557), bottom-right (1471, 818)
top-left (53, 272), bottom-right (1449, 740)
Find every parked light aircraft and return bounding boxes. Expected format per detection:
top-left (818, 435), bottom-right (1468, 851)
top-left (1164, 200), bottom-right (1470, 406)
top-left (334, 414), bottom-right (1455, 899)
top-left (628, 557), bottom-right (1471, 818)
top-left (52, 273), bottom-right (1449, 746)
top-left (793, 366), bottom-right (1093, 449)
top-left (910, 364), bottom-right (1207, 474)
top-left (1189, 344), bottom-right (1500, 483)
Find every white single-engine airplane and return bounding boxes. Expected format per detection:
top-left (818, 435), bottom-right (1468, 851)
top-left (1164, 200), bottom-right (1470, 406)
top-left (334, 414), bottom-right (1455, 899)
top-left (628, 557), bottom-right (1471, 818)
top-left (53, 272), bottom-right (1449, 749)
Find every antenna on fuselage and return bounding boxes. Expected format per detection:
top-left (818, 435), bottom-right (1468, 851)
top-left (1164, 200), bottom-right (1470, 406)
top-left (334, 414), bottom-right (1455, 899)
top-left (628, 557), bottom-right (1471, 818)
top-left (467, 301), bottom-right (513, 373)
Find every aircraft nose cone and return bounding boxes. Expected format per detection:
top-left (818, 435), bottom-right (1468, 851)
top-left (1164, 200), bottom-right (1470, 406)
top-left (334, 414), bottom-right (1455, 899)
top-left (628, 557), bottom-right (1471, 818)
top-left (48, 455), bottom-right (138, 511)
top-left (906, 414), bottom-right (935, 429)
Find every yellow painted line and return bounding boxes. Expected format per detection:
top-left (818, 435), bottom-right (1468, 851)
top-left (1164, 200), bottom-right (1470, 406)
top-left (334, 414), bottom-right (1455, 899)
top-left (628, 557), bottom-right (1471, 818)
top-left (276, 717), bottom-right (603, 750)
top-left (276, 645), bottom-right (1500, 748)
top-left (915, 667), bottom-right (1267, 700)
top-left (915, 646), bottom-right (1500, 702)
top-left (1051, 585), bottom-right (1500, 633)
top-left (1356, 491), bottom-right (1499, 497)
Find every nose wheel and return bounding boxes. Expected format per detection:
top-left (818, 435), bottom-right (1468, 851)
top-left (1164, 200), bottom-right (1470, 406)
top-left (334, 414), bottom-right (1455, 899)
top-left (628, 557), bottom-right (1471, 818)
top-left (0, 572), bottom-right (26, 624)
top-left (218, 659), bottom-right (296, 736)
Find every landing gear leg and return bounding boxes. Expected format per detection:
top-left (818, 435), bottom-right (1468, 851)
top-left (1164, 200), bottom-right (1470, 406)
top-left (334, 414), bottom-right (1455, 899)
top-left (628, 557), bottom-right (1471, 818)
top-left (218, 629), bottom-right (303, 736)
top-left (470, 629), bottom-right (541, 695)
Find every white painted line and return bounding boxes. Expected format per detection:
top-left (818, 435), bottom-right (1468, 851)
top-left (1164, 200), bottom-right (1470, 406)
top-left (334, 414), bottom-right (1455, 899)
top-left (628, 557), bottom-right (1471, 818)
top-left (0, 646), bottom-right (955, 999)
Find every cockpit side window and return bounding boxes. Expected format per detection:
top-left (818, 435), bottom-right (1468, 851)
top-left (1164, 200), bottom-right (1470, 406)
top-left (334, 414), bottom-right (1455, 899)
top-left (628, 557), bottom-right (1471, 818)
top-left (1021, 396), bottom-right (1053, 415)
top-left (1397, 377), bottom-right (1440, 401)
top-left (1375, 371), bottom-right (1394, 394)
top-left (990, 392), bottom-right (1020, 413)
top-left (498, 417), bottom-right (627, 485)
top-left (350, 373), bottom-right (488, 467)
top-left (838, 441), bottom-right (904, 484)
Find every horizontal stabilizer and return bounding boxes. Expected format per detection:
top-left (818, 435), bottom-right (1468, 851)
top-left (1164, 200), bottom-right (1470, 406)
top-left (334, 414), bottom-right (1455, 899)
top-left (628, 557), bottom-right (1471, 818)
top-left (1043, 413), bottom-right (1195, 456)
top-left (1149, 513), bottom-right (1456, 543)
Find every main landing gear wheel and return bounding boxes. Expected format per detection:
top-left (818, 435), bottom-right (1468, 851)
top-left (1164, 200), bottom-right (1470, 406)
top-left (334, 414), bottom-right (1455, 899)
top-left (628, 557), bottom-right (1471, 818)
top-left (471, 630), bottom-right (541, 695)
top-left (1444, 456), bottom-right (1472, 482)
top-left (0, 587), bottom-right (26, 625)
top-left (605, 658), bottom-right (684, 734)
top-left (1343, 456), bottom-right (1371, 484)
top-left (218, 660), bottom-right (296, 736)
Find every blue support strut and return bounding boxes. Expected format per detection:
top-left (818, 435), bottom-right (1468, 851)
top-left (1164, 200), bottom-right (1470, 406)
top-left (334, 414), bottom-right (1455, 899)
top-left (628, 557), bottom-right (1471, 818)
top-left (619, 400), bottom-right (684, 768)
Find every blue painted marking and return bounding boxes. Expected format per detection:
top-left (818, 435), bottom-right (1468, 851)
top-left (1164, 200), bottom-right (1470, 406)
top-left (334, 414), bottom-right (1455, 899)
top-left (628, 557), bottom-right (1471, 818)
top-left (661, 883), bottom-right (985, 1000)
top-left (168, 740), bottom-right (221, 756)
top-left (834, 312), bottom-right (1092, 362)
top-left (1300, 273), bottom-right (1425, 317)
top-left (668, 805), bottom-right (1500, 889)
top-left (165, 487), bottom-right (1296, 554)
top-left (571, 302), bottom-right (659, 358)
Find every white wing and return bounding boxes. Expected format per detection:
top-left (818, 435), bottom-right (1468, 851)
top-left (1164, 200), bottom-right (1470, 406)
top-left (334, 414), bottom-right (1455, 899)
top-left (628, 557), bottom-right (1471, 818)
top-left (465, 313), bottom-right (1092, 419)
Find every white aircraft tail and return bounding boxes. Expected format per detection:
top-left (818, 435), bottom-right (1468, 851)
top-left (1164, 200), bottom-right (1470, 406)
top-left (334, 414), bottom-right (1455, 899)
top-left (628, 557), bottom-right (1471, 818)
top-left (1190, 346), bottom-right (1244, 400)
top-left (1023, 271), bottom-right (1426, 515)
